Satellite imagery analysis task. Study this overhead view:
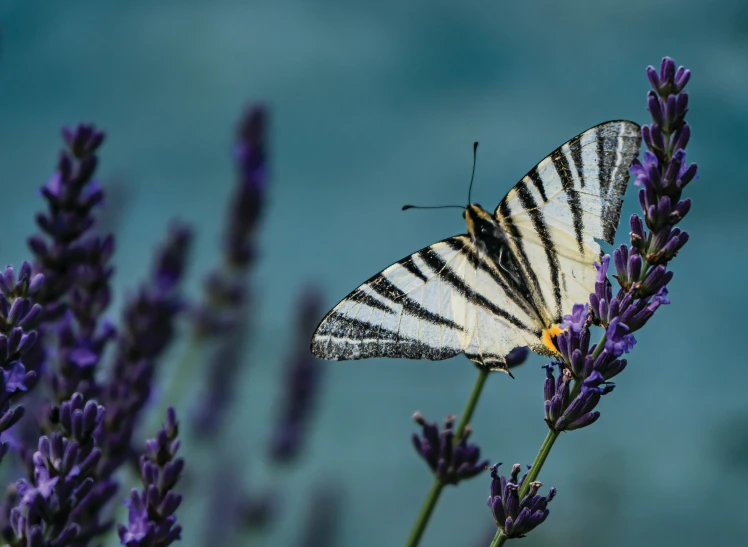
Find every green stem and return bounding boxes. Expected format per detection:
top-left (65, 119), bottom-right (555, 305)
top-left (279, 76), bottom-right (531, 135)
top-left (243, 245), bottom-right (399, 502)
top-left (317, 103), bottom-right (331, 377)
top-left (150, 335), bottom-right (206, 431)
top-left (404, 480), bottom-right (445, 547)
top-left (489, 372), bottom-right (587, 546)
top-left (404, 366), bottom-right (491, 547)
top-left (489, 427), bottom-right (560, 547)
top-left (453, 366), bottom-right (491, 440)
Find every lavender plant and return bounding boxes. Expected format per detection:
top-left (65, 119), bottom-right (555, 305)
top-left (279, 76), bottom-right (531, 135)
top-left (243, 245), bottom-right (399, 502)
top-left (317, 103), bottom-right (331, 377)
top-left (9, 394), bottom-right (106, 546)
top-left (0, 103), bottom-right (330, 547)
top-left (0, 263), bottom-right (44, 462)
top-left (402, 56), bottom-right (696, 547)
top-left (0, 124), bottom-right (193, 547)
top-left (484, 56), bottom-right (695, 545)
top-left (98, 223), bottom-right (192, 478)
top-left (405, 347), bottom-right (528, 547)
top-left (117, 408), bottom-right (183, 547)
top-left (269, 288), bottom-right (325, 463)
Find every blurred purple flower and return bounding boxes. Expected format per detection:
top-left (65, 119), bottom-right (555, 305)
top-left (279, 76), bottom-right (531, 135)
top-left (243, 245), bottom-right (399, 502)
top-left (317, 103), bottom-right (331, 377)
top-left (117, 408), bottom-right (183, 547)
top-left (193, 105), bottom-right (267, 339)
top-left (487, 463), bottom-right (556, 539)
top-left (411, 412), bottom-right (489, 485)
top-left (226, 105), bottom-right (268, 268)
top-left (98, 223), bottom-right (192, 478)
top-left (269, 289), bottom-right (325, 463)
top-left (298, 483), bottom-right (344, 547)
top-left (191, 105), bottom-right (269, 437)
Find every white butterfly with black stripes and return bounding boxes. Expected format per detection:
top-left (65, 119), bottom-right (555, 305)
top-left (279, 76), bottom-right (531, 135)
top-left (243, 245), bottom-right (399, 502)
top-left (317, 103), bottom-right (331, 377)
top-left (311, 121), bottom-right (642, 372)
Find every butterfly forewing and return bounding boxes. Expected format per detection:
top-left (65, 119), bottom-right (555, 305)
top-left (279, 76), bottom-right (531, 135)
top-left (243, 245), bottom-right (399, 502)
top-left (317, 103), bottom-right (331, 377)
top-left (496, 120), bottom-right (641, 325)
top-left (311, 237), bottom-right (544, 367)
top-left (311, 239), bottom-right (466, 362)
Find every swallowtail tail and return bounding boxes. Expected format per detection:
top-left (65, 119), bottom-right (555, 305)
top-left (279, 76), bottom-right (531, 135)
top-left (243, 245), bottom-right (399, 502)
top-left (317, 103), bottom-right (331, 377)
top-left (311, 121), bottom-right (641, 371)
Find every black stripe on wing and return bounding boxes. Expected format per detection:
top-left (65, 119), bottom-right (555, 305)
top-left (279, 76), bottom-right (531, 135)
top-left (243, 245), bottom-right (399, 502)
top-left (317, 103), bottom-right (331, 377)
top-left (444, 236), bottom-right (539, 322)
top-left (515, 177), bottom-right (563, 319)
top-left (567, 133), bottom-right (586, 189)
top-left (550, 151), bottom-right (586, 256)
top-left (367, 274), bottom-right (465, 332)
top-left (496, 199), bottom-right (548, 316)
top-left (312, 312), bottom-right (458, 360)
top-left (417, 245), bottom-right (540, 335)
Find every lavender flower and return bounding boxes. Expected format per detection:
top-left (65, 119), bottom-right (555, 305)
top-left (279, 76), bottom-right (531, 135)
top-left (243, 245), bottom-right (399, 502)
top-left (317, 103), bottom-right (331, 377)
top-left (24, 123), bottom-right (117, 403)
top-left (556, 304), bottom-right (631, 382)
top-left (545, 57), bottom-right (696, 433)
top-left (411, 412), bottom-right (488, 485)
top-left (49, 234), bottom-right (116, 403)
top-left (0, 263), bottom-right (44, 460)
top-left (630, 57), bottom-right (696, 269)
top-left (28, 124), bottom-right (105, 319)
top-left (98, 223), bottom-right (192, 478)
top-left (193, 105), bottom-right (267, 339)
top-left (543, 365), bottom-right (614, 431)
top-left (269, 288), bottom-right (325, 462)
top-left (487, 463), bottom-right (556, 539)
top-left (117, 408), bottom-right (183, 547)
top-left (9, 393), bottom-right (106, 546)
top-left (225, 105), bottom-right (268, 269)
top-left (191, 105), bottom-right (268, 437)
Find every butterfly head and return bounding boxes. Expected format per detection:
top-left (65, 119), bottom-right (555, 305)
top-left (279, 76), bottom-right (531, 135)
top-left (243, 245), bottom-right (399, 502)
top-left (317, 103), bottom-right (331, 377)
top-left (465, 204), bottom-right (501, 241)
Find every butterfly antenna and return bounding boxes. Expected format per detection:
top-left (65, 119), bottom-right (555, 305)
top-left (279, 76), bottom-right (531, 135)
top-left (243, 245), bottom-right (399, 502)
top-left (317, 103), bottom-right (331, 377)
top-left (467, 141), bottom-right (479, 205)
top-left (401, 204), bottom-right (465, 211)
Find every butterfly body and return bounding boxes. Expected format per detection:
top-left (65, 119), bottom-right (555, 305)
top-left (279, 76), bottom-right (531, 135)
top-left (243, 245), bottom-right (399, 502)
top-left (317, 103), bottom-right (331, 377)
top-left (312, 121), bottom-right (642, 372)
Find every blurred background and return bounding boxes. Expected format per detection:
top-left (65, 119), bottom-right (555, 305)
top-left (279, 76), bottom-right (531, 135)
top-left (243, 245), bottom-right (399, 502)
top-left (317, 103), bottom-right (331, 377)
top-left (0, 1), bottom-right (746, 546)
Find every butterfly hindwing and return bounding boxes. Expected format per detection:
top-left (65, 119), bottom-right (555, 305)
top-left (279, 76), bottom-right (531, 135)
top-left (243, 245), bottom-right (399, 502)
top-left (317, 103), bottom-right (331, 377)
top-left (495, 120), bottom-right (642, 325)
top-left (311, 236), bottom-right (542, 368)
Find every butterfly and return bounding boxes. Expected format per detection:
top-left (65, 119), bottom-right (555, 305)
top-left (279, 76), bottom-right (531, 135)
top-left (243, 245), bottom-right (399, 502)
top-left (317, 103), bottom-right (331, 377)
top-left (311, 121), bottom-right (641, 372)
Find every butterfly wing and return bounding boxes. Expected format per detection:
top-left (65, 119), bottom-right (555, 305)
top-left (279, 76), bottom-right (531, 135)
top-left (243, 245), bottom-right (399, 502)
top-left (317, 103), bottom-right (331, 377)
top-left (311, 236), bottom-right (542, 369)
top-left (495, 120), bottom-right (642, 326)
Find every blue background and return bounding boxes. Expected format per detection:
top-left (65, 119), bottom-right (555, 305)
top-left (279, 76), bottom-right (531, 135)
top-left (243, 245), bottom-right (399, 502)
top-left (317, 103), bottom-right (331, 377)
top-left (1, 1), bottom-right (746, 546)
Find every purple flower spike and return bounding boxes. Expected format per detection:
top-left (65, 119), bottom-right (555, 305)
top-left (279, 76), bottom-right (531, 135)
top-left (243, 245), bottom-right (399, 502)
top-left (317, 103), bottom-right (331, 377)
top-left (412, 412), bottom-right (489, 485)
top-left (603, 318), bottom-right (636, 357)
top-left (487, 463), bottom-right (556, 538)
top-left (226, 106), bottom-right (268, 268)
top-left (29, 124), bottom-right (107, 318)
top-left (117, 408), bottom-right (183, 547)
top-left (0, 263), bottom-right (44, 460)
top-left (559, 303), bottom-right (588, 333)
top-left (544, 364), bottom-right (614, 432)
top-left (25, 123), bottom-right (119, 403)
top-left (269, 288), bottom-right (325, 463)
top-left (98, 223), bottom-right (191, 478)
top-left (9, 393), bottom-right (107, 545)
top-left (636, 56), bottom-right (697, 263)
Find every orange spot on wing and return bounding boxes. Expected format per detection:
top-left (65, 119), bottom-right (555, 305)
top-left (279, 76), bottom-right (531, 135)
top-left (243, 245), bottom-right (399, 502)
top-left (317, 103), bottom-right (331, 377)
top-left (542, 325), bottom-right (565, 355)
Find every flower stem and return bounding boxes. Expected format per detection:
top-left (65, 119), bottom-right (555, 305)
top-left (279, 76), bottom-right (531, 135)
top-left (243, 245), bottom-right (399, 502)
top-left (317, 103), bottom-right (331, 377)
top-left (488, 366), bottom-right (589, 546)
top-left (454, 365), bottom-right (491, 440)
top-left (405, 479), bottom-right (445, 547)
top-left (405, 365), bottom-right (491, 547)
top-left (488, 428), bottom-right (560, 547)
top-left (152, 336), bottom-right (206, 428)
